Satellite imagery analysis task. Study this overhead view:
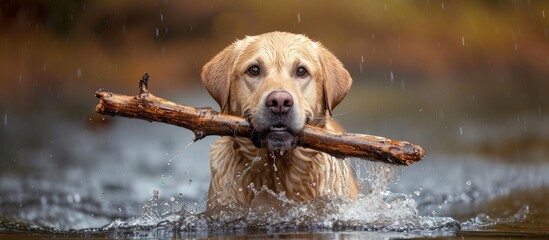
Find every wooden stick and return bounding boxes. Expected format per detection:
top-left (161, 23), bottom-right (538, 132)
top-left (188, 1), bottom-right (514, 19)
top-left (95, 73), bottom-right (425, 165)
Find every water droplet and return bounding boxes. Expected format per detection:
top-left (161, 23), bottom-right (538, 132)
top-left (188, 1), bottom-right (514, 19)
top-left (3, 113), bottom-right (6, 126)
top-left (118, 207), bottom-right (122, 212)
top-left (170, 196), bottom-right (175, 202)
top-left (162, 174), bottom-right (165, 179)
top-left (466, 180), bottom-right (472, 186)
top-left (461, 36), bottom-right (465, 46)
top-left (156, 28), bottom-right (159, 37)
top-left (40, 196), bottom-right (47, 205)
top-left (459, 126), bottom-right (463, 135)
top-left (188, 179), bottom-right (193, 184)
top-left (160, 13), bottom-right (164, 22)
top-left (152, 190), bottom-right (159, 200)
top-left (413, 190), bottom-right (420, 196)
top-left (514, 43), bottom-right (518, 52)
top-left (76, 68), bottom-right (82, 78)
top-left (238, 187), bottom-right (243, 192)
top-left (297, 13), bottom-right (301, 23)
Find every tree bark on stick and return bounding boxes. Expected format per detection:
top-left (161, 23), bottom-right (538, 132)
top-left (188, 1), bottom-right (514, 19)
top-left (95, 73), bottom-right (425, 165)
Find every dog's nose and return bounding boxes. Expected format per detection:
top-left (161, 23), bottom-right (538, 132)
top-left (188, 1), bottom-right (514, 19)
top-left (266, 91), bottom-right (294, 114)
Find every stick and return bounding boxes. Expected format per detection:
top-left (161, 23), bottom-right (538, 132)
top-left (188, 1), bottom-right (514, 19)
top-left (95, 73), bottom-right (425, 165)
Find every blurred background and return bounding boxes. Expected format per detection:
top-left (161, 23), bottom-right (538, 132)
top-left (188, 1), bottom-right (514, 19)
top-left (0, 0), bottom-right (548, 231)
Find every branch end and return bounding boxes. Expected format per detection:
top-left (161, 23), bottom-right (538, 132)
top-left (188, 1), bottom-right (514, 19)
top-left (138, 72), bottom-right (150, 98)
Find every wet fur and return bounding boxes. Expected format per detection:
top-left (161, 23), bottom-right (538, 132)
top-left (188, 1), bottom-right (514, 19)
top-left (201, 32), bottom-right (359, 209)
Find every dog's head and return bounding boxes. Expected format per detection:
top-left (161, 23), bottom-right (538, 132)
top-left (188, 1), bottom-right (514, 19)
top-left (201, 32), bottom-right (352, 150)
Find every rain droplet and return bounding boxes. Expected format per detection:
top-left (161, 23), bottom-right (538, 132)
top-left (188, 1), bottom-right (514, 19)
top-left (3, 113), bottom-right (6, 126)
top-left (76, 68), bottom-right (82, 78)
top-left (466, 180), bottom-right (472, 186)
top-left (461, 36), bottom-right (465, 46)
top-left (170, 197), bottom-right (175, 201)
top-left (188, 179), bottom-right (193, 184)
top-left (156, 28), bottom-right (159, 37)
top-left (297, 13), bottom-right (301, 23)
top-left (238, 187), bottom-right (243, 192)
top-left (459, 126), bottom-right (463, 135)
top-left (160, 13), bottom-right (164, 22)
top-left (413, 190), bottom-right (420, 196)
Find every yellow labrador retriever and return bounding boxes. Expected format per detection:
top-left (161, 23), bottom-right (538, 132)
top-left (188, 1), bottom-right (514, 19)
top-left (201, 32), bottom-right (358, 209)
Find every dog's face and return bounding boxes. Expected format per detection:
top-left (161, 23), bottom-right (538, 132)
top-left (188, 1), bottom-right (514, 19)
top-left (202, 32), bottom-right (352, 150)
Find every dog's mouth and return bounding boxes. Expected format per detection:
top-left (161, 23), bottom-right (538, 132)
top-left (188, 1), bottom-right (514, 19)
top-left (251, 124), bottom-right (298, 150)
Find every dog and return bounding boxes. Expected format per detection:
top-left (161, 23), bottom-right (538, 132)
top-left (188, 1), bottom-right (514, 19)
top-left (201, 32), bottom-right (358, 209)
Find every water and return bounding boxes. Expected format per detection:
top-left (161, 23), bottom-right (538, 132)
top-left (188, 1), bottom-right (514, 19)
top-left (1, 95), bottom-right (548, 239)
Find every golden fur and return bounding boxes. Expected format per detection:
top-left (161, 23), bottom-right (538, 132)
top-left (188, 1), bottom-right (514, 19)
top-left (201, 32), bottom-right (359, 209)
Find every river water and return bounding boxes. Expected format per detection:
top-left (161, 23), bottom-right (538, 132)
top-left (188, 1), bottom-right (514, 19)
top-left (1, 86), bottom-right (548, 239)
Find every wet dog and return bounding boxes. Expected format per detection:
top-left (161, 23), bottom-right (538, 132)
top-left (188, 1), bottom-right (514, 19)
top-left (201, 32), bottom-right (358, 209)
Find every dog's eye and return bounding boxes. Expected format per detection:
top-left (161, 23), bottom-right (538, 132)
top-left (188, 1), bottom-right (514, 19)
top-left (247, 65), bottom-right (260, 76)
top-left (296, 67), bottom-right (308, 77)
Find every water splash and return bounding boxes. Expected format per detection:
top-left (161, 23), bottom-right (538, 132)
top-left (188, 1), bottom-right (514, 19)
top-left (99, 161), bottom-right (459, 234)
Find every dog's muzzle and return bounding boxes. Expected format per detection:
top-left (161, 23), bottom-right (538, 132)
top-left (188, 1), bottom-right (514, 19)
top-left (251, 91), bottom-right (299, 150)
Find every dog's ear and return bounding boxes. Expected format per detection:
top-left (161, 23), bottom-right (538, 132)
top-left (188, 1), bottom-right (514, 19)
top-left (201, 43), bottom-right (238, 113)
top-left (318, 46), bottom-right (352, 116)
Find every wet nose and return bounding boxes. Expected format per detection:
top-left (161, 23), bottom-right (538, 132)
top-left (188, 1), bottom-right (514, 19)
top-left (265, 91), bottom-right (294, 114)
